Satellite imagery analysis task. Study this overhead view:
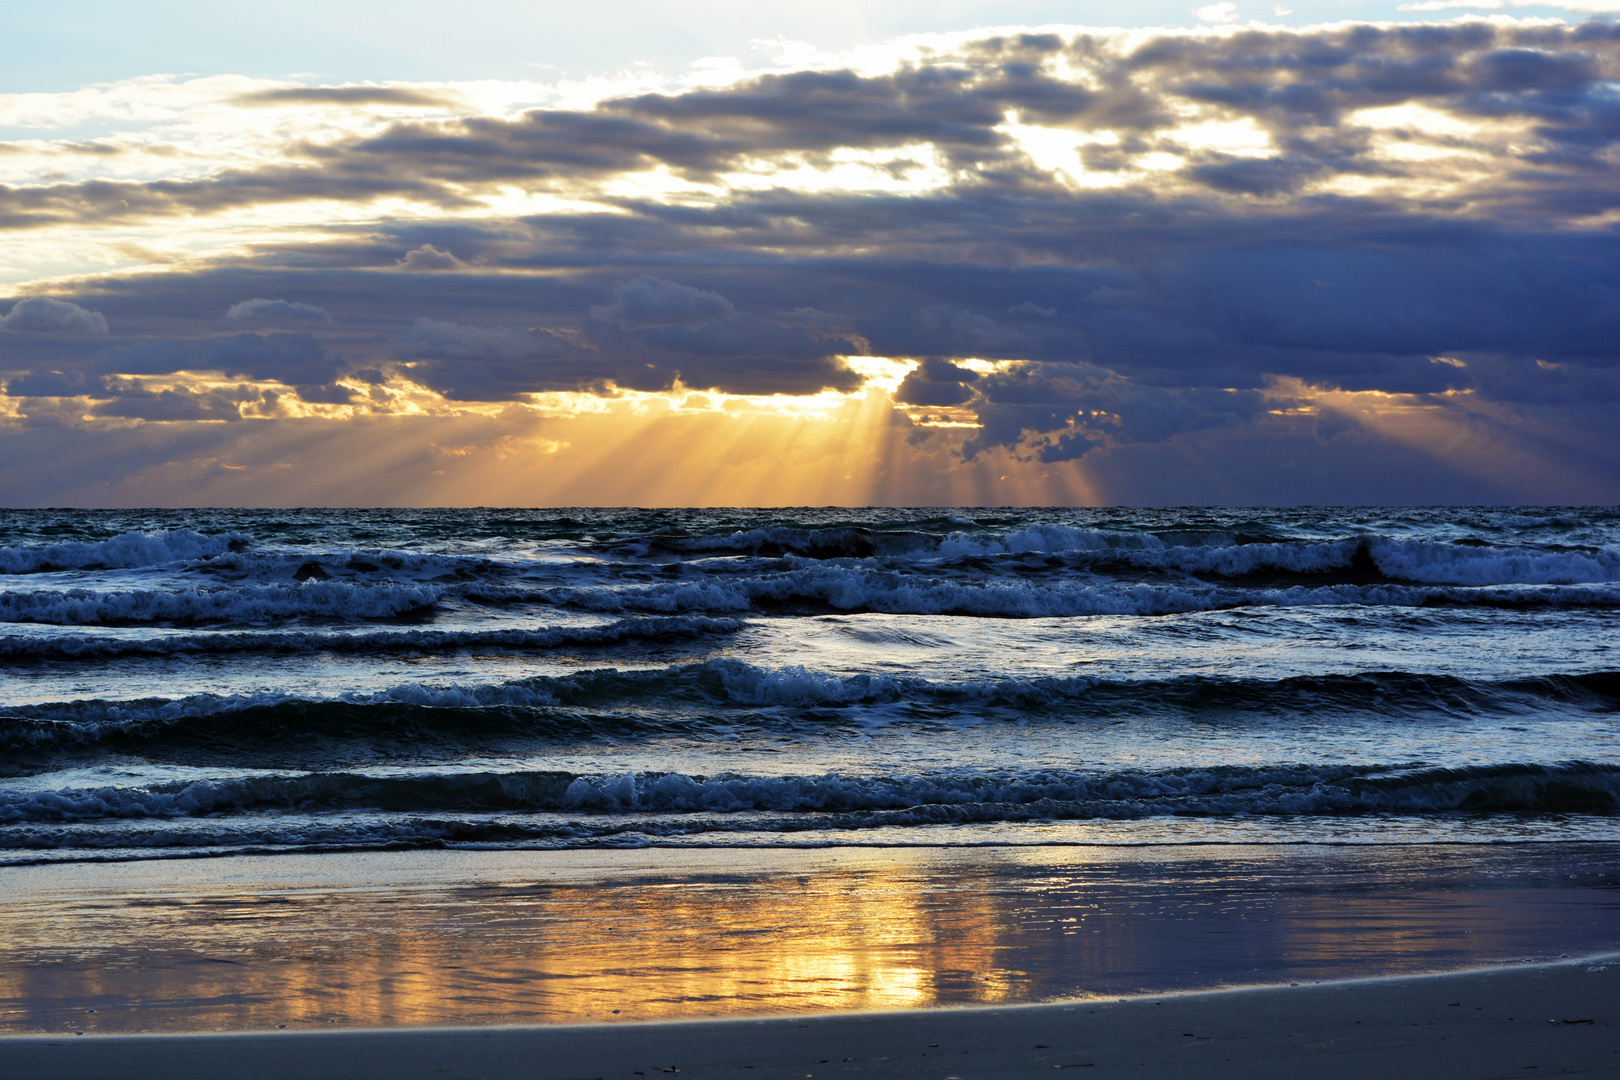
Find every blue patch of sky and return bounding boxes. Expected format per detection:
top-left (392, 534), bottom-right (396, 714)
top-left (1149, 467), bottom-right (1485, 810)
top-left (0, 0), bottom-right (1600, 95)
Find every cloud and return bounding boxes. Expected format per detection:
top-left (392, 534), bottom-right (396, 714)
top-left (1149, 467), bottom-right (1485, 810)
top-left (397, 244), bottom-right (468, 271)
top-left (963, 362), bottom-right (1271, 461)
top-left (893, 357), bottom-right (981, 406)
top-left (392, 318), bottom-right (586, 399)
top-left (1399, 0), bottom-right (1620, 9)
top-left (1, 297), bottom-right (108, 335)
top-left (97, 332), bottom-right (340, 386)
top-left (226, 298), bottom-right (332, 322)
top-left (234, 86), bottom-right (468, 110)
top-left (398, 318), bottom-right (571, 362)
top-left (861, 306), bottom-right (1036, 360)
top-left (93, 384), bottom-right (255, 422)
top-left (1195, 2), bottom-right (1241, 22)
top-left (4, 369), bottom-right (101, 396)
top-left (590, 276), bottom-right (736, 329)
top-left (4, 19), bottom-right (1620, 500)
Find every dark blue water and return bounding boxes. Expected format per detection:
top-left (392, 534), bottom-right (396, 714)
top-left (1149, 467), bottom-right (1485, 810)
top-left (1, 506), bottom-right (1617, 863)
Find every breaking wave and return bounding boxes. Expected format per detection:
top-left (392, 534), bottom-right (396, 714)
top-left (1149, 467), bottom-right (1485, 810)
top-left (0, 615), bottom-right (743, 658)
top-left (4, 663), bottom-right (1615, 757)
top-left (2, 761), bottom-right (1614, 837)
top-left (0, 529), bottom-right (252, 574)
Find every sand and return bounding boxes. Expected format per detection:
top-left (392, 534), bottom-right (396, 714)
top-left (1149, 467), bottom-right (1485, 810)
top-left (5, 846), bottom-right (1620, 1076)
top-left (8, 845), bottom-right (1620, 1035)
top-left (4, 955), bottom-right (1618, 1079)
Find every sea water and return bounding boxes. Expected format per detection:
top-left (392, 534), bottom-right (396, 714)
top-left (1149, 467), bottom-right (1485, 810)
top-left (2, 506), bottom-right (1618, 863)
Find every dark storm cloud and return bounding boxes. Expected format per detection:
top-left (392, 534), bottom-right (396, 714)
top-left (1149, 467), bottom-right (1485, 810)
top-left (961, 362), bottom-right (1272, 462)
top-left (590, 276), bottom-right (736, 329)
top-left (387, 276), bottom-right (863, 398)
top-left (393, 318), bottom-right (586, 399)
top-left (879, 306), bottom-right (1037, 359)
top-left (95, 332), bottom-right (340, 386)
top-left (4, 368), bottom-right (101, 397)
top-left (226, 298), bottom-right (331, 322)
top-left (398, 319), bottom-right (572, 363)
top-left (1, 297), bottom-right (108, 335)
top-left (893, 356), bottom-right (981, 406)
top-left (92, 383), bottom-right (257, 422)
top-left (4, 18), bottom-right (1619, 477)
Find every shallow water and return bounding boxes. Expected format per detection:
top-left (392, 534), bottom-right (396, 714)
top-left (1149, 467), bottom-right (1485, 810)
top-left (3, 846), bottom-right (1619, 1033)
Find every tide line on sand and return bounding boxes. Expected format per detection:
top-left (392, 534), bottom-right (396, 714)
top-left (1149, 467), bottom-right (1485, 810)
top-left (4, 955), bottom-right (1618, 1080)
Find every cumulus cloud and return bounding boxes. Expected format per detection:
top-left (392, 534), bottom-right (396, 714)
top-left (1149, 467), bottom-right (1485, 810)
top-left (963, 362), bottom-right (1272, 461)
top-left (1195, 2), bottom-right (1241, 22)
top-left (590, 276), bottom-right (736, 329)
top-left (226, 298), bottom-right (331, 322)
top-left (894, 357), bottom-right (981, 407)
top-left (4, 369), bottom-right (101, 396)
top-left (397, 244), bottom-right (468, 270)
top-left (0, 297), bottom-right (108, 335)
top-left (4, 19), bottom-right (1620, 499)
top-left (93, 384), bottom-right (255, 423)
top-left (391, 318), bottom-right (587, 399)
top-left (97, 332), bottom-right (340, 386)
top-left (398, 318), bottom-right (570, 362)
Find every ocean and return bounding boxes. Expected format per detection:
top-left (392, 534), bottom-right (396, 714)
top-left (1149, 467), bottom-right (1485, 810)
top-left (2, 506), bottom-right (1617, 863)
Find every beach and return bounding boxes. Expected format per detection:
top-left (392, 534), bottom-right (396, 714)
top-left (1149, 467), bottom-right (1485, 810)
top-left (3, 844), bottom-right (1620, 1077)
top-left (3, 509), bottom-right (1618, 1076)
top-left (6, 955), bottom-right (1618, 1079)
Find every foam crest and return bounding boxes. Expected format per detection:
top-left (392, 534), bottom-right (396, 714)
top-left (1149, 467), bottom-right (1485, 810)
top-left (0, 530), bottom-right (251, 574)
top-left (537, 566), bottom-right (1620, 618)
top-left (1367, 538), bottom-right (1620, 585)
top-left (0, 580), bottom-right (441, 625)
top-left (3, 761), bottom-right (1614, 829)
top-left (6, 665), bottom-right (1616, 756)
top-left (0, 615), bottom-right (743, 658)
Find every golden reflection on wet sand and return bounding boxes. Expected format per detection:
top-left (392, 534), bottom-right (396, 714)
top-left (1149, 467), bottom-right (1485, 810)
top-left (1, 844), bottom-right (1617, 1034)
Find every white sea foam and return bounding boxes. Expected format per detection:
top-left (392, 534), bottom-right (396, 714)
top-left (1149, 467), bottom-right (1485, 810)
top-left (8, 659), bottom-right (1611, 748)
top-left (4, 507), bottom-right (1618, 862)
top-left (0, 615), bottom-right (743, 657)
top-left (0, 581), bottom-right (442, 624)
top-left (0, 530), bottom-right (251, 574)
top-left (531, 567), bottom-right (1620, 618)
top-left (1365, 538), bottom-right (1620, 585)
top-left (3, 761), bottom-right (1613, 826)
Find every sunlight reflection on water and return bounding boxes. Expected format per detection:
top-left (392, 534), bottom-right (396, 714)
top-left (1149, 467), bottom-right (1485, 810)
top-left (2, 843), bottom-right (1618, 1034)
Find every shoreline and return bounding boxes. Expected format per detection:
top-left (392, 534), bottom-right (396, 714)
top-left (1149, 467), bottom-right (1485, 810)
top-left (6, 954), bottom-right (1618, 1079)
top-left (6, 843), bottom-right (1620, 1036)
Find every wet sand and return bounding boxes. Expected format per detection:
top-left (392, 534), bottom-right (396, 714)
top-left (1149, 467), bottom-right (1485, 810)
top-left (4, 844), bottom-right (1620, 1077)
top-left (4, 844), bottom-right (1620, 1037)
top-left (5, 956), bottom-right (1619, 1079)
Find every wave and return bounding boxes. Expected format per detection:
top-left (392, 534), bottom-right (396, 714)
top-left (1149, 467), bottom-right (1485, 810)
top-left (5, 663), bottom-right (1615, 758)
top-left (6, 524), bottom-right (1614, 632)
top-left (0, 580), bottom-right (443, 625)
top-left (0, 529), bottom-right (252, 574)
top-left (11, 570), bottom-right (1618, 630)
top-left (643, 524), bottom-right (1620, 587)
top-left (0, 615), bottom-right (743, 659)
top-left (0, 526), bottom-right (519, 590)
top-left (2, 761), bottom-right (1614, 831)
top-left (498, 569), bottom-right (1620, 618)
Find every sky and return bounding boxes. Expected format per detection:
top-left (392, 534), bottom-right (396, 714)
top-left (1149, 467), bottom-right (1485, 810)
top-left (1, 1), bottom-right (1618, 506)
